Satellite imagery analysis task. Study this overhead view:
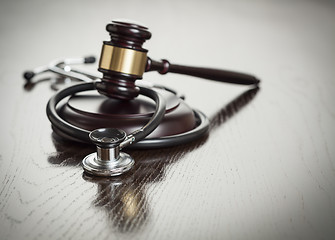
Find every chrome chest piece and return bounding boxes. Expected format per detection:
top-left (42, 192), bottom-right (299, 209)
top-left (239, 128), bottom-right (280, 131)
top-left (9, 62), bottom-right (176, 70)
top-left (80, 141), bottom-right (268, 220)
top-left (82, 128), bottom-right (135, 177)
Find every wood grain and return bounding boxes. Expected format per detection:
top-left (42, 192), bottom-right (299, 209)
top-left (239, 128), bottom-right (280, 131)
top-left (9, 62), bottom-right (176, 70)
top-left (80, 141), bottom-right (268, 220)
top-left (1, 0), bottom-right (335, 240)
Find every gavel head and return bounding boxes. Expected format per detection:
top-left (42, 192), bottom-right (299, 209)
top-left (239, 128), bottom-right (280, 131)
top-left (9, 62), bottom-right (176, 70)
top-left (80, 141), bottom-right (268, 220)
top-left (96, 20), bottom-right (152, 100)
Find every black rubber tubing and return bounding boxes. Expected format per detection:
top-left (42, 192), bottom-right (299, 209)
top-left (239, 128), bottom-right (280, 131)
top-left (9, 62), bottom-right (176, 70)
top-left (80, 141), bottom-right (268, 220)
top-left (46, 82), bottom-right (166, 145)
top-left (46, 82), bottom-right (209, 149)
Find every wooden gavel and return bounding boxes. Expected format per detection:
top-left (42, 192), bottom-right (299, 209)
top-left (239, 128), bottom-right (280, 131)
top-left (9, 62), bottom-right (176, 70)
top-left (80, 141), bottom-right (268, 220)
top-left (96, 20), bottom-right (260, 100)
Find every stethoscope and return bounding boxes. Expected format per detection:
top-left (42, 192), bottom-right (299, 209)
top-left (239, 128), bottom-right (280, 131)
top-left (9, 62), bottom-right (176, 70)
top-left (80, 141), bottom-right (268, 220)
top-left (24, 20), bottom-right (260, 177)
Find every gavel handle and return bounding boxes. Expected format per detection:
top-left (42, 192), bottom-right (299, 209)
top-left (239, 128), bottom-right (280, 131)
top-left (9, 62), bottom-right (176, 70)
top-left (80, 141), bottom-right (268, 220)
top-left (146, 58), bottom-right (260, 85)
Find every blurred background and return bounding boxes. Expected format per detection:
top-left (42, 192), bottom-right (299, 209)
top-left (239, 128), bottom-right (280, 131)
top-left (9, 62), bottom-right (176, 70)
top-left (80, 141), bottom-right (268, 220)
top-left (1, 0), bottom-right (334, 114)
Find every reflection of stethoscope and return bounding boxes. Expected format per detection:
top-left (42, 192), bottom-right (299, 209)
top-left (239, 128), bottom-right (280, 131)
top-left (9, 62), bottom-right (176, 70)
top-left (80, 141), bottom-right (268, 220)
top-left (24, 20), bottom-right (260, 177)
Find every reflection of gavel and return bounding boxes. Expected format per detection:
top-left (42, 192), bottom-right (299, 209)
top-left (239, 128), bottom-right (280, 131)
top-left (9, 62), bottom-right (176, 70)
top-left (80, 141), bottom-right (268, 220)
top-left (96, 20), bottom-right (260, 100)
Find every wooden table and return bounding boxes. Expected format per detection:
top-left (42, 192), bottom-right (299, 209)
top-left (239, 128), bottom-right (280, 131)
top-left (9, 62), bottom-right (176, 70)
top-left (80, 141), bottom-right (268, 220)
top-left (1, 1), bottom-right (334, 239)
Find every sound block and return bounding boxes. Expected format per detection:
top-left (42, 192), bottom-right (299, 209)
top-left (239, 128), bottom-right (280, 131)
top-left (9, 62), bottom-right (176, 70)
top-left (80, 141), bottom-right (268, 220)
top-left (56, 87), bottom-right (196, 139)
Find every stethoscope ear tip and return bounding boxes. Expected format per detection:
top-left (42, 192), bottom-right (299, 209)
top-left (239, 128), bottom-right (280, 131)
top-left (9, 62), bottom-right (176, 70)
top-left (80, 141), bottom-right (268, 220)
top-left (84, 56), bottom-right (96, 64)
top-left (23, 71), bottom-right (35, 82)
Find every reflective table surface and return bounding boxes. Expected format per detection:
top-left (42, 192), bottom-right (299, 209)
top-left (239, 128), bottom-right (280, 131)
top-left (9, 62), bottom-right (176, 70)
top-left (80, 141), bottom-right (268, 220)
top-left (0, 0), bottom-right (334, 239)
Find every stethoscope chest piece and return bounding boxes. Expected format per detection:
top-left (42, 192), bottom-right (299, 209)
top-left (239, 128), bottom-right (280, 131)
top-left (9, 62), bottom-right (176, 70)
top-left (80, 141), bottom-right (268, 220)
top-left (82, 128), bottom-right (135, 176)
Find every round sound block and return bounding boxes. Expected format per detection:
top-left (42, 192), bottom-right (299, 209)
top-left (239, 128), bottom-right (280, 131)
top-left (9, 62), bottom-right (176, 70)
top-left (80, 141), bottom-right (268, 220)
top-left (56, 87), bottom-right (196, 139)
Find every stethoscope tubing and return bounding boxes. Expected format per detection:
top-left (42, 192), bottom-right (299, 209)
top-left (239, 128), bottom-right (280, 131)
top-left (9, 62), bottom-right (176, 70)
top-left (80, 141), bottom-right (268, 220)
top-left (132, 109), bottom-right (209, 149)
top-left (46, 82), bottom-right (167, 148)
top-left (46, 82), bottom-right (209, 149)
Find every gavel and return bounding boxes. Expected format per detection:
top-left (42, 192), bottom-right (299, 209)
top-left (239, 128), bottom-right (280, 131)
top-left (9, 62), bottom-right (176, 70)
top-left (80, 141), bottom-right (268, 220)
top-left (96, 20), bottom-right (260, 100)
